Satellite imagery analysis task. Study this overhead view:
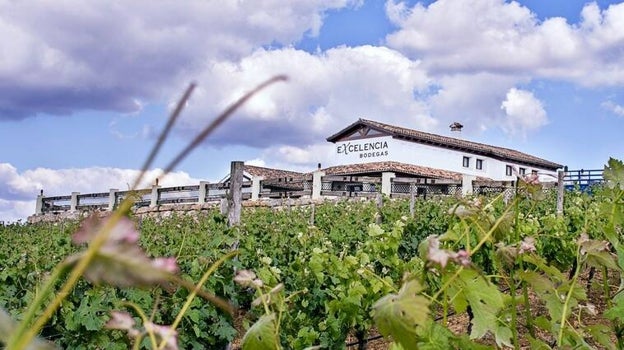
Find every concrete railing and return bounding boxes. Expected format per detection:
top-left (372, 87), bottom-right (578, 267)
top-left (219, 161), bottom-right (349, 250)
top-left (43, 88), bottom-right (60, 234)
top-left (34, 170), bottom-right (410, 215)
top-left (36, 181), bottom-right (253, 215)
top-left (34, 169), bottom-right (523, 216)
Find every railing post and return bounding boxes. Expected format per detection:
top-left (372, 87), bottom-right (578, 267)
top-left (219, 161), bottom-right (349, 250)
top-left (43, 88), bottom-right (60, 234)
top-left (150, 184), bottom-right (160, 208)
top-left (251, 176), bottom-right (263, 201)
top-left (557, 170), bottom-right (565, 216)
top-left (312, 170), bottom-right (325, 200)
top-left (409, 183), bottom-right (415, 218)
top-left (376, 192), bottom-right (383, 225)
top-left (70, 192), bottom-right (80, 212)
top-left (35, 193), bottom-right (44, 215)
top-left (198, 181), bottom-right (209, 204)
top-left (108, 189), bottom-right (118, 211)
top-left (228, 161), bottom-right (244, 226)
top-left (381, 172), bottom-right (395, 196)
top-left (462, 174), bottom-right (475, 196)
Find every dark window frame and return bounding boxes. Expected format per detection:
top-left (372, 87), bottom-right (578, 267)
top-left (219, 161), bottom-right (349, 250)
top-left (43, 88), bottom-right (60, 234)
top-left (462, 156), bottom-right (470, 168)
top-left (519, 167), bottom-right (526, 175)
top-left (476, 159), bottom-right (483, 170)
top-left (506, 165), bottom-right (513, 176)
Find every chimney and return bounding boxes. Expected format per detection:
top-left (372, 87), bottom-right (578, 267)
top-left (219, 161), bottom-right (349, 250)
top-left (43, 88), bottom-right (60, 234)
top-left (449, 122), bottom-right (463, 133)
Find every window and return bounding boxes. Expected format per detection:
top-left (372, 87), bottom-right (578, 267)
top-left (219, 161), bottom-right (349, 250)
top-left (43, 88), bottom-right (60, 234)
top-left (519, 167), bottom-right (526, 175)
top-left (462, 156), bottom-right (470, 168)
top-left (476, 159), bottom-right (483, 170)
top-left (506, 165), bottom-right (513, 176)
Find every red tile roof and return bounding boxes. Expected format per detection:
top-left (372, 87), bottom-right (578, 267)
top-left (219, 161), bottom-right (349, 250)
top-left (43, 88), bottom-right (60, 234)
top-left (326, 119), bottom-right (562, 170)
top-left (243, 165), bottom-right (309, 191)
top-left (243, 164), bottom-right (305, 179)
top-left (321, 161), bottom-right (492, 181)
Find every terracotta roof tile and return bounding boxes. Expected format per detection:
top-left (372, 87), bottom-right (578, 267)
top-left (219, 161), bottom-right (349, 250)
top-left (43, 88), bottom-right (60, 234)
top-left (321, 161), bottom-right (492, 181)
top-left (327, 119), bottom-right (562, 170)
top-left (243, 164), bottom-right (305, 179)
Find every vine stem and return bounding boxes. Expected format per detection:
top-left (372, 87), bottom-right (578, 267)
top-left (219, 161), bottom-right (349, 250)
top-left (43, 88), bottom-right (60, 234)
top-left (359, 268), bottom-right (398, 293)
top-left (508, 267), bottom-right (519, 349)
top-left (521, 275), bottom-right (533, 337)
top-left (158, 250), bottom-right (239, 350)
top-left (509, 183), bottom-right (520, 349)
top-left (557, 246), bottom-right (582, 346)
top-left (604, 190), bottom-right (624, 349)
top-left (471, 199), bottom-right (515, 254)
top-left (123, 302), bottom-right (159, 350)
top-left (432, 267), bottom-right (464, 301)
top-left (442, 288), bottom-right (448, 327)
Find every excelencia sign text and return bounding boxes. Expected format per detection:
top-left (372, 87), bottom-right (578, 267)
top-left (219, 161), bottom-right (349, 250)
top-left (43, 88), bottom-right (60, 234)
top-left (336, 140), bottom-right (389, 158)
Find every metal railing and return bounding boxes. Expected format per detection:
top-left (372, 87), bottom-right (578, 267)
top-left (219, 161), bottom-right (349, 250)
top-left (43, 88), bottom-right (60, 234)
top-left (564, 169), bottom-right (603, 190)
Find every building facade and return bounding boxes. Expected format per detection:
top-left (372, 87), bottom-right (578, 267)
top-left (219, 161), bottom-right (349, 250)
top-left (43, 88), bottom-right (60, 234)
top-left (326, 119), bottom-right (562, 182)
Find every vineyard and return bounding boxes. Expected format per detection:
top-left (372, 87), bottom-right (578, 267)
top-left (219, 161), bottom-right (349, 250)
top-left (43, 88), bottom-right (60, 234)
top-left (1, 158), bottom-right (624, 349)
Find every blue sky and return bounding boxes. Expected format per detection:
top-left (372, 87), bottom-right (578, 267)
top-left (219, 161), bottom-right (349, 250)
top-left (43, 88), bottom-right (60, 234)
top-left (1, 0), bottom-right (624, 221)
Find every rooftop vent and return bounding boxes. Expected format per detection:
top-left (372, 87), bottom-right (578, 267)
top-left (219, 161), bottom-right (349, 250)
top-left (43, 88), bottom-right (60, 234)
top-left (449, 122), bottom-right (463, 132)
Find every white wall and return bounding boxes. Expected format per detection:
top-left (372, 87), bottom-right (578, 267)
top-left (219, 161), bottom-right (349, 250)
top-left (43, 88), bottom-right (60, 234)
top-left (332, 136), bottom-right (557, 181)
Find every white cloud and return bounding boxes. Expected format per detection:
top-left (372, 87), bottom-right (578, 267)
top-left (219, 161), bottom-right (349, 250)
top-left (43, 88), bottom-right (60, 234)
top-left (244, 158), bottom-right (267, 167)
top-left (0, 198), bottom-right (35, 223)
top-left (602, 100), bottom-right (624, 116)
top-left (429, 73), bottom-right (522, 133)
top-left (0, 0), bottom-right (359, 119)
top-left (262, 144), bottom-right (335, 168)
top-left (385, 0), bottom-right (624, 86)
top-left (0, 163), bottom-right (203, 222)
top-left (500, 88), bottom-right (548, 137)
top-left (180, 45), bottom-right (434, 148)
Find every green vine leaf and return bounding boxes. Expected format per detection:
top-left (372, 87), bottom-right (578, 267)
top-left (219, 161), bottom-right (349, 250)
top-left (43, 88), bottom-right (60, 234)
top-left (372, 279), bottom-right (430, 349)
top-left (527, 335), bottom-right (553, 350)
top-left (494, 325), bottom-right (513, 348)
top-left (603, 157), bottom-right (624, 190)
top-left (389, 343), bottom-right (404, 350)
top-left (605, 293), bottom-right (624, 323)
top-left (241, 313), bottom-right (280, 350)
top-left (587, 324), bottom-right (616, 350)
top-left (449, 269), bottom-right (504, 340)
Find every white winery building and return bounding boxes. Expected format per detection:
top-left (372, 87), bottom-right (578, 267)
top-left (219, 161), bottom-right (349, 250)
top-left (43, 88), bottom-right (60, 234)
top-left (326, 119), bottom-right (562, 182)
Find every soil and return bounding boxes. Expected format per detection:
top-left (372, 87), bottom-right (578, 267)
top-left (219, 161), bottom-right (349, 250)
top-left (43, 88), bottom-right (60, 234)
top-left (229, 267), bottom-right (620, 349)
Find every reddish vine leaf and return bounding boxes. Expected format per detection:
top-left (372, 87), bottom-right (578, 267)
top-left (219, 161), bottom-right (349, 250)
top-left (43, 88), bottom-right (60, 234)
top-left (578, 234), bottom-right (619, 270)
top-left (372, 279), bottom-right (430, 349)
top-left (68, 215), bottom-right (179, 288)
top-left (1, 308), bottom-right (57, 349)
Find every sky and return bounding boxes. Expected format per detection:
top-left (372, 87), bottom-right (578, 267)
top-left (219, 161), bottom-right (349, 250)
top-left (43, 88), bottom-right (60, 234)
top-left (1, 0), bottom-right (624, 222)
